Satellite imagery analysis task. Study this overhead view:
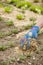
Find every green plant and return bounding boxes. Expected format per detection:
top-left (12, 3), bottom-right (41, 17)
top-left (8, 42), bottom-right (15, 47)
top-left (16, 14), bottom-right (25, 20)
top-left (0, 32), bottom-right (4, 38)
top-left (24, 24), bottom-right (33, 30)
top-left (12, 29), bottom-right (19, 34)
top-left (5, 20), bottom-right (13, 26)
top-left (34, 0), bottom-right (39, 3)
top-left (7, 0), bottom-right (20, 4)
top-left (29, 17), bottom-right (36, 26)
top-left (30, 5), bottom-right (43, 14)
top-left (5, 31), bottom-right (12, 36)
top-left (16, 1), bottom-right (32, 8)
top-left (0, 17), bottom-right (3, 21)
top-left (11, 0), bottom-right (20, 3)
top-left (0, 3), bottom-right (3, 8)
top-left (20, 10), bottom-right (25, 13)
top-left (4, 6), bottom-right (13, 13)
top-left (10, 57), bottom-right (16, 62)
top-left (29, 17), bottom-right (36, 22)
top-left (0, 46), bottom-right (8, 51)
top-left (18, 55), bottom-right (26, 60)
top-left (6, 0), bottom-right (12, 3)
top-left (0, 61), bottom-right (9, 65)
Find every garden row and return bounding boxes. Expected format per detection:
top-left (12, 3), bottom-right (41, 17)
top-left (0, 16), bottom-right (37, 38)
top-left (0, 0), bottom-right (43, 14)
top-left (0, 16), bottom-right (43, 38)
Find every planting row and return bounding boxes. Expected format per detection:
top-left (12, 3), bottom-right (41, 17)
top-left (0, 0), bottom-right (43, 14)
top-left (0, 16), bottom-right (43, 38)
top-left (0, 41), bottom-right (15, 51)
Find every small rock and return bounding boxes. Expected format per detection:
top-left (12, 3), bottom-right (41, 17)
top-left (28, 62), bottom-right (31, 65)
top-left (33, 56), bottom-right (35, 60)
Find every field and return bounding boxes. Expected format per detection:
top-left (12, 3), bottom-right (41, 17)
top-left (0, 0), bottom-right (43, 65)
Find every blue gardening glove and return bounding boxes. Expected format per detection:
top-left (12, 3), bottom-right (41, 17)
top-left (20, 26), bottom-right (40, 50)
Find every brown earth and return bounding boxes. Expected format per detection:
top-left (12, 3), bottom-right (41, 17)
top-left (0, 0), bottom-right (43, 65)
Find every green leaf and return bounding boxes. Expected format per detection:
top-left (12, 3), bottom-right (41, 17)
top-left (16, 14), bottom-right (25, 20)
top-left (4, 6), bottom-right (13, 13)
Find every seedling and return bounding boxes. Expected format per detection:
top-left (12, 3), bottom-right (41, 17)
top-left (10, 57), bottom-right (16, 62)
top-left (0, 61), bottom-right (8, 65)
top-left (16, 14), bottom-right (25, 20)
top-left (0, 32), bottom-right (4, 38)
top-left (29, 17), bottom-right (36, 26)
top-left (21, 10), bottom-right (25, 13)
top-left (29, 17), bottom-right (36, 22)
top-left (11, 0), bottom-right (20, 3)
top-left (4, 6), bottom-right (13, 13)
top-left (30, 5), bottom-right (43, 14)
top-left (18, 55), bottom-right (26, 60)
top-left (12, 29), bottom-right (19, 34)
top-left (0, 45), bottom-right (8, 51)
top-left (8, 42), bottom-right (15, 47)
top-left (0, 3), bottom-right (3, 8)
top-left (24, 24), bottom-right (33, 30)
top-left (16, 1), bottom-right (32, 8)
top-left (6, 0), bottom-right (12, 3)
top-left (21, 6), bottom-right (27, 10)
top-left (5, 20), bottom-right (13, 26)
top-left (5, 31), bottom-right (12, 36)
top-left (7, 0), bottom-right (20, 5)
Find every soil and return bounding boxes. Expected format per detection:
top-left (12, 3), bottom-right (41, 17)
top-left (0, 0), bottom-right (43, 65)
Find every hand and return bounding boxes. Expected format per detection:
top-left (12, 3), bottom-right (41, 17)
top-left (20, 26), bottom-right (39, 50)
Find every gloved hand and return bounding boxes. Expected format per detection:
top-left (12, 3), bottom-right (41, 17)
top-left (20, 26), bottom-right (40, 50)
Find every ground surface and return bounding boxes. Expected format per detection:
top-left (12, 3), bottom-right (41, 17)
top-left (0, 0), bottom-right (43, 65)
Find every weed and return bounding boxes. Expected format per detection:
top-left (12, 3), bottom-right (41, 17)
top-left (5, 20), bottom-right (13, 26)
top-left (16, 14), bottom-right (25, 20)
top-left (4, 6), bottom-right (13, 13)
top-left (12, 29), bottom-right (19, 34)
